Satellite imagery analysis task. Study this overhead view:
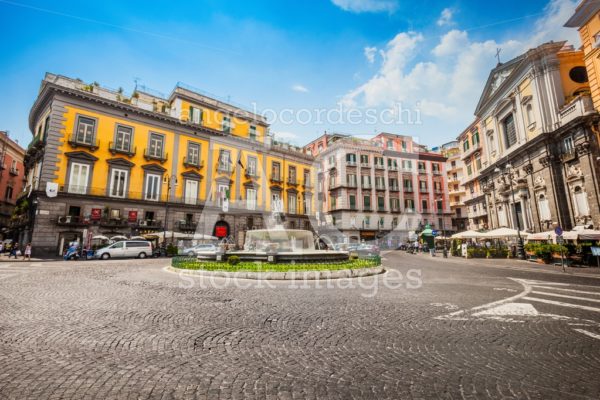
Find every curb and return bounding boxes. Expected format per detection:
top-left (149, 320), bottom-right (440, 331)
top-left (165, 265), bottom-right (385, 280)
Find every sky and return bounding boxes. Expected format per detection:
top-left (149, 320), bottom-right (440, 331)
top-left (0, 0), bottom-right (582, 148)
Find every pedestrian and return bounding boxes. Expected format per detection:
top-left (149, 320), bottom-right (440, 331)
top-left (0, 242), bottom-right (3, 255)
top-left (9, 242), bottom-right (19, 259)
top-left (23, 243), bottom-right (32, 260)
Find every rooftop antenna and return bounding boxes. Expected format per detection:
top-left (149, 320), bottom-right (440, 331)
top-left (495, 48), bottom-right (502, 65)
top-left (133, 77), bottom-right (141, 91)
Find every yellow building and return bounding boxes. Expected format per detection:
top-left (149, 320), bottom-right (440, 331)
top-left (566, 0), bottom-right (600, 111)
top-left (24, 74), bottom-right (315, 256)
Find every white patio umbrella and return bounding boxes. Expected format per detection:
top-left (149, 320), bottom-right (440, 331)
top-left (130, 236), bottom-right (146, 240)
top-left (527, 231), bottom-right (558, 243)
top-left (109, 235), bottom-right (128, 241)
top-left (564, 229), bottom-right (600, 241)
top-left (91, 235), bottom-right (109, 241)
top-left (451, 230), bottom-right (486, 239)
top-left (482, 228), bottom-right (529, 239)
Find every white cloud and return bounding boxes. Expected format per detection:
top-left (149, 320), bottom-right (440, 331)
top-left (292, 84), bottom-right (309, 93)
top-left (341, 0), bottom-right (581, 137)
top-left (331, 0), bottom-right (398, 14)
top-left (437, 8), bottom-right (454, 26)
top-left (364, 46), bottom-right (378, 63)
top-left (273, 131), bottom-right (300, 143)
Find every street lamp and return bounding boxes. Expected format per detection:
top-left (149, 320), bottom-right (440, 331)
top-left (495, 164), bottom-right (525, 260)
top-left (437, 196), bottom-right (448, 257)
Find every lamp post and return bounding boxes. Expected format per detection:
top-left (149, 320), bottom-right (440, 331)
top-left (163, 174), bottom-right (178, 245)
top-left (437, 196), bottom-right (448, 257)
top-left (495, 163), bottom-right (525, 260)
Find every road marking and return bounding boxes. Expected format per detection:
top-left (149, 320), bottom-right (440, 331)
top-left (523, 296), bottom-right (600, 313)
top-left (473, 303), bottom-right (538, 316)
top-left (531, 286), bottom-right (600, 296)
top-left (573, 329), bottom-right (600, 341)
top-left (531, 291), bottom-right (600, 304)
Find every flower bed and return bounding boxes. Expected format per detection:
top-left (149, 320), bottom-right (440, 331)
top-left (171, 256), bottom-right (381, 272)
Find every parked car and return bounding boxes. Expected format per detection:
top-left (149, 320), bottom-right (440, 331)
top-left (356, 244), bottom-right (380, 258)
top-left (95, 240), bottom-right (153, 260)
top-left (181, 243), bottom-right (218, 258)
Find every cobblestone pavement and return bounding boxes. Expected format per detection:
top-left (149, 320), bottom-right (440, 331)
top-left (1, 254), bottom-right (600, 399)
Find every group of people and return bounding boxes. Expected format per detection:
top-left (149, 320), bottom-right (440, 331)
top-left (0, 242), bottom-right (32, 260)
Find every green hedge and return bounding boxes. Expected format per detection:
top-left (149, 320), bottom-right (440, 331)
top-left (171, 256), bottom-right (381, 272)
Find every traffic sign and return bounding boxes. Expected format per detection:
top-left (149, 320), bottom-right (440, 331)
top-left (554, 226), bottom-right (563, 236)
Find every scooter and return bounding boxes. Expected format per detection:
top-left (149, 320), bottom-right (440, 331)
top-left (63, 244), bottom-right (81, 260)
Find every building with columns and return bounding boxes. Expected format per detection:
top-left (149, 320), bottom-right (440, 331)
top-left (472, 41), bottom-right (600, 233)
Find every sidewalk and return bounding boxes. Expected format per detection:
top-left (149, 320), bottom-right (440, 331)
top-left (403, 250), bottom-right (600, 278)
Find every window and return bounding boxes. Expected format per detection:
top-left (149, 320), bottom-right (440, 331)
top-left (364, 216), bottom-right (370, 227)
top-left (288, 166), bottom-right (297, 183)
top-left (467, 163), bottom-right (473, 176)
top-left (375, 176), bottom-right (385, 189)
top-left (422, 199), bottom-right (428, 212)
top-left (401, 141), bottom-right (407, 151)
top-left (271, 162), bottom-right (281, 181)
top-left (526, 104), bottom-right (534, 126)
top-left (432, 163), bottom-right (440, 173)
top-left (402, 160), bottom-right (413, 170)
top-left (189, 106), bottom-right (202, 124)
top-left (349, 194), bottom-right (356, 209)
top-left (109, 169), bottom-right (128, 198)
top-left (419, 180), bottom-right (427, 190)
top-left (573, 186), bottom-right (590, 217)
top-left (249, 125), bottom-right (257, 140)
top-left (488, 133), bottom-right (496, 154)
top-left (303, 169), bottom-right (310, 186)
top-left (374, 157), bottom-right (384, 167)
top-left (75, 116), bottom-right (95, 145)
top-left (387, 139), bottom-right (394, 149)
top-left (330, 195), bottom-right (336, 209)
top-left (68, 162), bottom-right (90, 194)
top-left (502, 113), bottom-right (517, 148)
top-left (390, 198), bottom-right (400, 210)
top-left (219, 150), bottom-right (231, 171)
top-left (144, 174), bottom-right (161, 201)
top-left (271, 192), bottom-right (282, 212)
top-left (5, 186), bottom-right (13, 200)
top-left (463, 139), bottom-right (470, 152)
top-left (472, 130), bottom-right (480, 146)
top-left (217, 184), bottom-right (230, 207)
top-left (246, 188), bottom-right (257, 210)
top-left (389, 178), bottom-right (398, 189)
top-left (317, 144), bottom-right (323, 153)
top-left (187, 143), bottom-right (201, 166)
top-left (247, 156), bottom-right (257, 176)
top-left (346, 153), bottom-right (357, 164)
top-left (363, 195), bottom-right (371, 209)
top-left (184, 179), bottom-right (199, 205)
top-left (538, 194), bottom-right (551, 221)
top-left (148, 133), bottom-right (164, 158)
top-left (403, 179), bottom-right (412, 190)
top-left (347, 174), bottom-right (357, 187)
top-left (222, 116), bottom-right (232, 133)
top-left (288, 193), bottom-right (297, 214)
top-left (405, 199), bottom-right (414, 211)
top-left (564, 137), bottom-right (574, 153)
top-left (377, 196), bottom-right (385, 211)
top-left (418, 162), bottom-right (426, 172)
top-left (361, 175), bottom-right (371, 188)
top-left (475, 156), bottom-right (482, 171)
top-left (304, 196), bottom-right (311, 215)
top-left (329, 156), bottom-right (335, 166)
top-left (114, 125), bottom-right (132, 152)
top-left (42, 116), bottom-right (50, 142)
top-left (360, 154), bottom-right (369, 165)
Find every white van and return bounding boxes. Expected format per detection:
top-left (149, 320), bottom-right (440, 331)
top-left (95, 240), bottom-right (153, 260)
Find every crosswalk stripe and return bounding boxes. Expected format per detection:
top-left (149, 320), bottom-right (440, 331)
top-left (531, 291), bottom-right (600, 304)
top-left (523, 296), bottom-right (600, 313)
top-left (573, 329), bottom-right (600, 341)
top-left (531, 286), bottom-right (600, 296)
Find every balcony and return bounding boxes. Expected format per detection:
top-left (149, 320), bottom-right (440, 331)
top-left (99, 218), bottom-right (130, 228)
top-left (134, 219), bottom-right (163, 229)
top-left (419, 187), bottom-right (428, 193)
top-left (9, 167), bottom-right (18, 176)
top-left (434, 189), bottom-right (443, 194)
top-left (362, 183), bottom-right (372, 189)
top-left (57, 215), bottom-right (89, 227)
top-left (347, 181), bottom-right (358, 188)
top-left (177, 220), bottom-right (197, 232)
top-left (109, 142), bottom-right (136, 157)
top-left (144, 149), bottom-right (168, 163)
top-left (559, 95), bottom-right (594, 126)
top-left (404, 187), bottom-right (414, 193)
top-left (377, 207), bottom-right (386, 212)
top-left (389, 185), bottom-right (400, 191)
top-left (461, 142), bottom-right (481, 161)
top-left (389, 165), bottom-right (398, 171)
top-left (302, 180), bottom-right (313, 188)
top-left (432, 170), bottom-right (442, 175)
top-left (287, 177), bottom-right (298, 185)
top-left (346, 160), bottom-right (357, 167)
top-left (405, 208), bottom-right (415, 213)
top-left (183, 157), bottom-right (204, 169)
top-left (68, 134), bottom-right (99, 151)
top-left (360, 163), bottom-right (371, 168)
top-left (374, 163), bottom-right (385, 170)
top-left (375, 184), bottom-right (386, 190)
top-left (418, 168), bottom-right (427, 175)
top-left (245, 170), bottom-right (258, 179)
top-left (560, 150), bottom-right (577, 162)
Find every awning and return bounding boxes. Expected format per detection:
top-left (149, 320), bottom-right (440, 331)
top-left (481, 228), bottom-right (529, 239)
top-left (563, 229), bottom-right (600, 241)
top-left (451, 230), bottom-right (486, 239)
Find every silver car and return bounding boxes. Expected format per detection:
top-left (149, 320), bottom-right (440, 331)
top-left (95, 240), bottom-right (153, 260)
top-left (182, 243), bottom-right (218, 258)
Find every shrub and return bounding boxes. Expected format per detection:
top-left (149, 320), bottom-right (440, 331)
top-left (166, 243), bottom-right (178, 257)
top-left (228, 255), bottom-right (240, 265)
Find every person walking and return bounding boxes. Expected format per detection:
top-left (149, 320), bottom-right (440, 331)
top-left (23, 243), bottom-right (32, 261)
top-left (9, 242), bottom-right (19, 259)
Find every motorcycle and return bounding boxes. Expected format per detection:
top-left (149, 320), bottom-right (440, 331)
top-left (63, 244), bottom-right (81, 260)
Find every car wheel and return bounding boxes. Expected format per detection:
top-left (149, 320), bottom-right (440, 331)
top-left (138, 252), bottom-right (147, 259)
top-left (187, 251), bottom-right (195, 257)
top-left (101, 253), bottom-right (110, 260)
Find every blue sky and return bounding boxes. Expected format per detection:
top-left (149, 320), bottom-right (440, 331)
top-left (0, 0), bottom-right (581, 148)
